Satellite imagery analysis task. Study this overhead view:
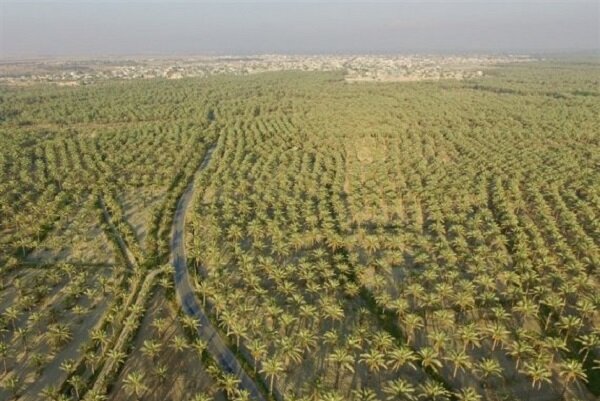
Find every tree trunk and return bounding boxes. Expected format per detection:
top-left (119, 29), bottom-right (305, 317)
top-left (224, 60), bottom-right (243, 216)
top-left (561, 382), bottom-right (569, 400)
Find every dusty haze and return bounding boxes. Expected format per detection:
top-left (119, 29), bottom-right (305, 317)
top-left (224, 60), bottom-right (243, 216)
top-left (1, 0), bottom-right (599, 58)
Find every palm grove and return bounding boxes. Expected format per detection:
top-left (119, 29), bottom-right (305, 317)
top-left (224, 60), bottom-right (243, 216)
top-left (0, 61), bottom-right (599, 401)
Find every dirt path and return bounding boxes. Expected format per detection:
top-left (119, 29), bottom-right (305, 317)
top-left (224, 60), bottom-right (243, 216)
top-left (99, 196), bottom-right (138, 269)
top-left (88, 267), bottom-right (163, 396)
top-left (170, 146), bottom-right (267, 401)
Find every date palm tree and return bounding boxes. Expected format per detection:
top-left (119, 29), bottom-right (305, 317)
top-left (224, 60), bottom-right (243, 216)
top-left (3, 306), bottom-right (19, 331)
top-left (387, 346), bottom-right (418, 372)
top-left (475, 358), bottom-right (503, 388)
top-left (195, 281), bottom-right (214, 308)
top-left (170, 335), bottom-right (189, 353)
top-left (84, 352), bottom-right (101, 375)
top-left (83, 389), bottom-right (107, 401)
top-left (189, 393), bottom-right (212, 401)
top-left (277, 337), bottom-right (303, 368)
top-left (151, 317), bottom-right (169, 335)
top-left (351, 388), bottom-right (378, 401)
top-left (327, 347), bottom-right (355, 388)
top-left (29, 352), bottom-right (48, 375)
top-left (418, 379), bottom-right (450, 401)
top-left (402, 313), bottom-right (423, 345)
top-left (298, 304), bottom-right (318, 328)
top-left (383, 378), bottom-right (416, 401)
top-left (513, 298), bottom-right (539, 327)
top-left (67, 375), bottom-right (86, 400)
top-left (425, 328), bottom-right (447, 354)
top-left (575, 298), bottom-right (596, 325)
top-left (141, 339), bottom-right (162, 362)
top-left (247, 339), bottom-right (267, 373)
top-left (2, 375), bottom-right (22, 400)
top-left (106, 349), bottom-right (126, 366)
top-left (457, 323), bottom-right (481, 352)
top-left (520, 360), bottom-right (552, 390)
top-left (485, 322), bottom-right (510, 351)
top-left (360, 349), bottom-right (387, 380)
top-left (218, 373), bottom-right (241, 398)
top-left (91, 328), bottom-right (109, 353)
top-left (232, 389), bottom-right (251, 401)
top-left (181, 315), bottom-right (198, 332)
top-left (453, 387), bottom-right (481, 401)
top-left (418, 347), bottom-right (443, 374)
top-left (444, 349), bottom-right (472, 378)
top-left (541, 293), bottom-right (565, 331)
top-left (321, 390), bottom-right (345, 401)
top-left (575, 333), bottom-right (599, 362)
top-left (123, 371), bottom-right (147, 401)
top-left (542, 336), bottom-right (568, 363)
top-left (296, 328), bottom-right (318, 354)
top-left (60, 358), bottom-right (77, 375)
top-left (558, 359), bottom-right (587, 397)
top-left (153, 363), bottom-right (168, 383)
top-left (321, 298), bottom-right (345, 328)
top-left (507, 340), bottom-right (534, 370)
top-left (261, 357), bottom-right (284, 395)
top-left (227, 320), bottom-right (248, 349)
top-left (192, 338), bottom-right (208, 359)
top-left (39, 385), bottom-right (61, 401)
top-left (372, 332), bottom-right (395, 353)
top-left (558, 315), bottom-right (582, 343)
top-left (323, 330), bottom-right (339, 351)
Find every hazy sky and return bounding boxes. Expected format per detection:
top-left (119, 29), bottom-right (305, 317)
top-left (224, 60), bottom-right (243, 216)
top-left (1, 1), bottom-right (598, 58)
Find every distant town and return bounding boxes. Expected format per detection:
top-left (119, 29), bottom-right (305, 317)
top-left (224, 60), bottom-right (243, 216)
top-left (0, 54), bottom-right (534, 86)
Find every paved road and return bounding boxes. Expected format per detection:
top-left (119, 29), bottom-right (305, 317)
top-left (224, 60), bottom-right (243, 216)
top-left (170, 146), bottom-right (266, 401)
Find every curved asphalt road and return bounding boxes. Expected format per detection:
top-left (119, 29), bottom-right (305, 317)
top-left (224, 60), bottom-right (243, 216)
top-left (170, 146), bottom-right (266, 401)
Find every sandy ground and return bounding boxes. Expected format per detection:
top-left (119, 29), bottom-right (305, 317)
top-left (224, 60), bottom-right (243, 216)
top-left (118, 188), bottom-right (167, 249)
top-left (107, 289), bottom-right (225, 401)
top-left (26, 199), bottom-right (115, 265)
top-left (0, 266), bottom-right (113, 400)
